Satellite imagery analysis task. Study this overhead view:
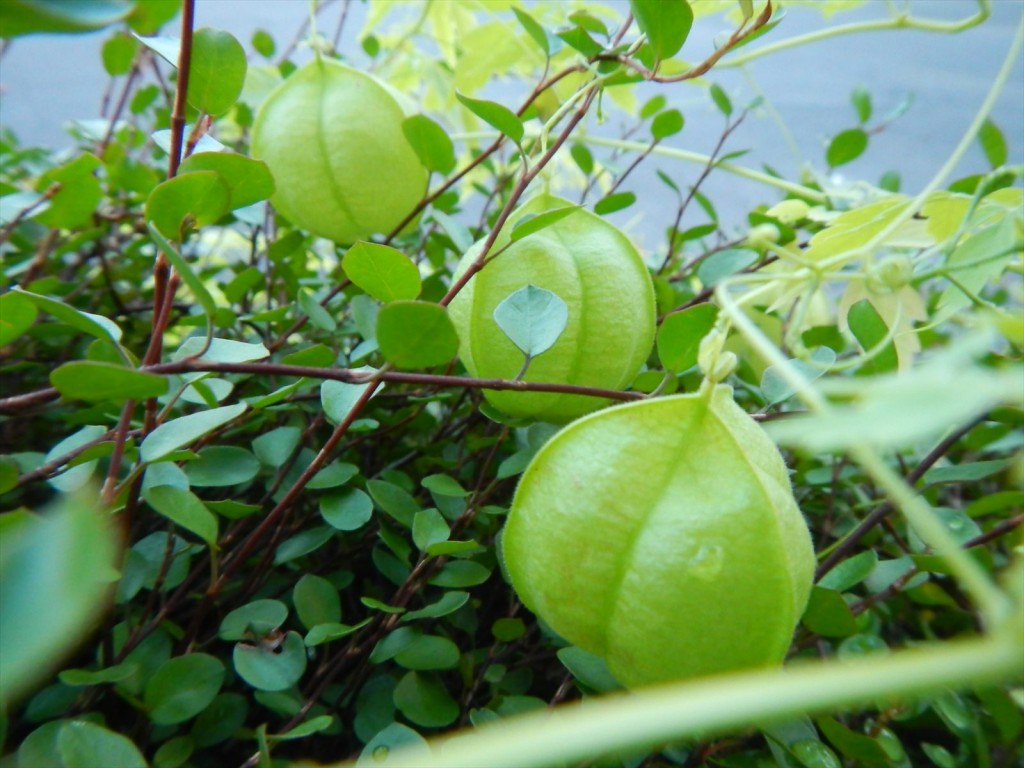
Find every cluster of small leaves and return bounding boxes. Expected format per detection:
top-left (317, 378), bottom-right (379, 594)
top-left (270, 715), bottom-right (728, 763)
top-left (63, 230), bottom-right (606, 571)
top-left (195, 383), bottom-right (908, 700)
top-left (1, 2), bottom-right (1021, 768)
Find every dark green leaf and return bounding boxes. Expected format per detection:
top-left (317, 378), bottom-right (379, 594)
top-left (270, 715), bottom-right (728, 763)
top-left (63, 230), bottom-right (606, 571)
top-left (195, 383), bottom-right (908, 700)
top-left (184, 446), bottom-right (260, 487)
top-left (557, 646), bottom-right (620, 692)
top-left (428, 560), bottom-right (490, 587)
top-left (376, 301), bottom-right (459, 369)
top-left (847, 299), bottom-right (898, 373)
top-left (402, 115), bottom-right (457, 175)
top-left (219, 599), bottom-right (288, 641)
top-left (357, 722), bottom-right (429, 767)
top-left (233, 631), bottom-right (307, 691)
top-left (403, 591), bottom-right (470, 621)
top-left (58, 720), bottom-right (147, 768)
top-left (274, 526), bottom-right (334, 564)
top-left (50, 361), bottom-right (167, 403)
top-left (343, 241), bottom-right (422, 302)
top-left (629, 0), bottom-right (693, 60)
top-left (657, 304), bottom-right (718, 372)
top-left (321, 488), bottom-right (374, 531)
top-left (187, 28), bottom-right (247, 116)
top-left (818, 550), bottom-right (878, 593)
top-left (456, 92), bottom-right (524, 144)
top-left (826, 128), bottom-right (869, 168)
top-left (412, 508), bottom-right (450, 551)
top-left (393, 671), bottom-right (459, 727)
top-left (144, 486), bottom-right (219, 545)
top-left (802, 586), bottom-right (858, 637)
top-left (294, 574), bottom-right (342, 630)
top-left (144, 654), bottom-right (225, 725)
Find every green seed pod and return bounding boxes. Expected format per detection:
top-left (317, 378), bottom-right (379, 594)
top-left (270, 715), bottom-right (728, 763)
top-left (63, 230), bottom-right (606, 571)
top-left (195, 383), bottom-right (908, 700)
top-left (448, 194), bottom-right (656, 423)
top-left (251, 59), bottom-right (427, 244)
top-left (502, 385), bottom-right (815, 688)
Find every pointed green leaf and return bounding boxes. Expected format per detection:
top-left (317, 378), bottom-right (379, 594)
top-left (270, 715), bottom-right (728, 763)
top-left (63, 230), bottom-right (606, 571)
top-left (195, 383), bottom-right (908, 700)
top-left (630, 0), bottom-right (693, 60)
top-left (187, 28), bottom-right (246, 116)
top-left (977, 118), bottom-right (1007, 169)
top-left (376, 301), bottom-right (459, 369)
top-left (510, 206), bottom-right (581, 242)
top-left (402, 115), bottom-right (456, 175)
top-left (456, 92), bottom-right (524, 144)
top-left (13, 287), bottom-right (123, 347)
top-left (140, 403), bottom-right (248, 463)
top-left (709, 83), bottom-right (733, 117)
top-left (512, 8), bottom-right (549, 55)
top-left (343, 241), bottom-right (422, 302)
top-left (555, 26), bottom-right (603, 58)
top-left (493, 285), bottom-right (568, 359)
top-left (144, 486), bottom-right (218, 545)
top-left (826, 128), bottom-right (869, 168)
top-left (594, 191), bottom-right (636, 215)
top-left (51, 361), bottom-right (167, 403)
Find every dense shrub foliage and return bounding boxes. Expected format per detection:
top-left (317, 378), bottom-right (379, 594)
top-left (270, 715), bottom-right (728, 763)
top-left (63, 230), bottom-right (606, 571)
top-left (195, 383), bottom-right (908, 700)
top-left (0, 1), bottom-right (1021, 767)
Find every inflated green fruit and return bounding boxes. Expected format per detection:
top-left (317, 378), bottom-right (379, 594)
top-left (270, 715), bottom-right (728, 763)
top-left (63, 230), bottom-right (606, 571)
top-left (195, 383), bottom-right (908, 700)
top-left (502, 385), bottom-right (815, 688)
top-left (251, 59), bottom-right (427, 244)
top-left (448, 194), bottom-right (656, 423)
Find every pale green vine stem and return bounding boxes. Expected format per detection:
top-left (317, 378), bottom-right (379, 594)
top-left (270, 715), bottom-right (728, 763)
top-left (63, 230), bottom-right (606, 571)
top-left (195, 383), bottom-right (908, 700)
top-left (448, 132), bottom-right (830, 202)
top-left (349, 632), bottom-right (1021, 768)
top-left (817, 16), bottom-right (1024, 274)
top-left (721, 0), bottom-right (991, 68)
top-left (716, 278), bottom-right (1010, 627)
